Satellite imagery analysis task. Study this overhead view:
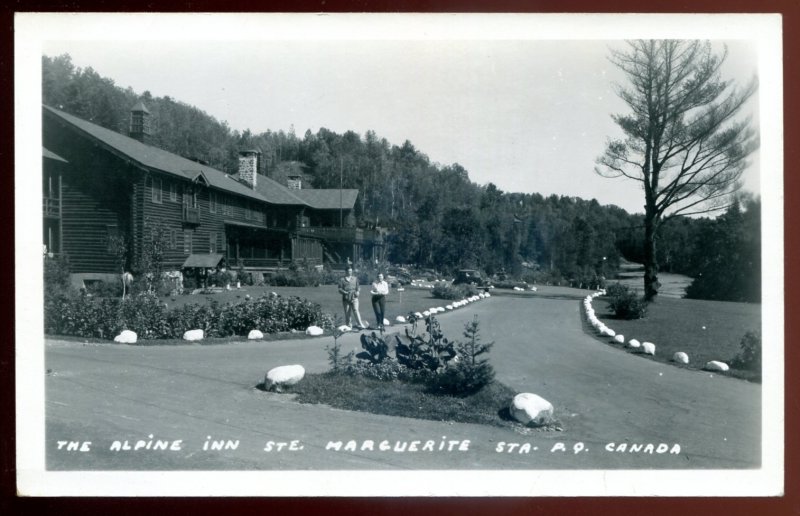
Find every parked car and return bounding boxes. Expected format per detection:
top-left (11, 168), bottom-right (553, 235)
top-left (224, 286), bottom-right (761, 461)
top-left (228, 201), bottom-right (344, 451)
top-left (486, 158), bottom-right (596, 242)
top-left (453, 269), bottom-right (494, 291)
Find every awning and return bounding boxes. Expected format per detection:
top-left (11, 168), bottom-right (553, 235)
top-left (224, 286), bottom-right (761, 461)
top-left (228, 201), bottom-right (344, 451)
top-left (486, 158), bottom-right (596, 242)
top-left (182, 253), bottom-right (224, 268)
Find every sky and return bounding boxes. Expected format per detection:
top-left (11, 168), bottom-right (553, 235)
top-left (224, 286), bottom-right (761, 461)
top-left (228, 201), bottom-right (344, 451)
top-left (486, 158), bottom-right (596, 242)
top-left (36, 15), bottom-right (765, 215)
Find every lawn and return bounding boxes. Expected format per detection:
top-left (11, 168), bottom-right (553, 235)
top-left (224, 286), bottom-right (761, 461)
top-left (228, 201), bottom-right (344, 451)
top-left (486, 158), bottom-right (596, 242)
top-left (160, 284), bottom-right (442, 328)
top-left (279, 372), bottom-right (562, 430)
top-left (588, 296), bottom-right (762, 381)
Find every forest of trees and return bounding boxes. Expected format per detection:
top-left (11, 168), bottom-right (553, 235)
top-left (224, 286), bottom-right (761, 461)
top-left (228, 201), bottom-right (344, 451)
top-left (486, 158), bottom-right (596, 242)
top-left (42, 54), bottom-right (761, 302)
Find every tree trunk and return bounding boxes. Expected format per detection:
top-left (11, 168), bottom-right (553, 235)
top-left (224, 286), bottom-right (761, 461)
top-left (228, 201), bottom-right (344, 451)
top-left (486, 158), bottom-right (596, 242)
top-left (643, 213), bottom-right (660, 301)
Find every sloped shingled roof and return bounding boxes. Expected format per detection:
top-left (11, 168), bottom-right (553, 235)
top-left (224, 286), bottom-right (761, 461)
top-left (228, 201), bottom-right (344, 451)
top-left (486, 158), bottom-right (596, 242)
top-left (254, 174), bottom-right (309, 206)
top-left (43, 105), bottom-right (310, 207)
top-left (293, 188), bottom-right (359, 210)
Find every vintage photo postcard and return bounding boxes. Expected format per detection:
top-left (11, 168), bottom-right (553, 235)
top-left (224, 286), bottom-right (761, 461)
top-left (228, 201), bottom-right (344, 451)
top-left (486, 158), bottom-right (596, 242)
top-left (14, 12), bottom-right (784, 496)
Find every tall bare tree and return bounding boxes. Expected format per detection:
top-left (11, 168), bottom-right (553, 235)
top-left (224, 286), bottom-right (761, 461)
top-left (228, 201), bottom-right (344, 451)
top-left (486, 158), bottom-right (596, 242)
top-left (596, 40), bottom-right (758, 300)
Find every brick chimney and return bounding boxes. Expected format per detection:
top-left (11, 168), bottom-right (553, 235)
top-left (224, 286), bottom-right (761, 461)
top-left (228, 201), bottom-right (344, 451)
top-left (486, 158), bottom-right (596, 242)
top-left (238, 150), bottom-right (260, 189)
top-left (129, 101), bottom-right (151, 144)
top-left (287, 174), bottom-right (302, 190)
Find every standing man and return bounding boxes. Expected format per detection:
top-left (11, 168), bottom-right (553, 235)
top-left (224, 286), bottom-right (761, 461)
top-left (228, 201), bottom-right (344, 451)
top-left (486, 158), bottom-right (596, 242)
top-left (370, 272), bottom-right (389, 331)
top-left (338, 266), bottom-right (366, 330)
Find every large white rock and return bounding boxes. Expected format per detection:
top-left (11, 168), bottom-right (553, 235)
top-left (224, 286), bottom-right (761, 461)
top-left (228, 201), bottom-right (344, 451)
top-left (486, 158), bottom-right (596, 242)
top-left (383, 318), bottom-right (391, 327)
top-left (265, 364), bottom-right (306, 391)
top-left (337, 325), bottom-right (352, 333)
top-left (704, 360), bottom-right (729, 372)
top-left (642, 342), bottom-right (656, 355)
top-left (114, 330), bottom-right (137, 344)
top-left (395, 316), bottom-right (407, 324)
top-left (248, 329), bottom-right (264, 340)
top-left (614, 334), bottom-right (625, 344)
top-left (436, 306), bottom-right (445, 312)
top-left (183, 329), bottom-right (204, 341)
top-left (422, 310), bottom-right (431, 317)
top-left (305, 326), bottom-right (324, 336)
top-left (672, 352), bottom-right (690, 364)
top-left (414, 312), bottom-right (423, 319)
top-left (627, 339), bottom-right (641, 349)
top-left (446, 304), bottom-right (454, 310)
top-left (509, 393), bottom-right (554, 427)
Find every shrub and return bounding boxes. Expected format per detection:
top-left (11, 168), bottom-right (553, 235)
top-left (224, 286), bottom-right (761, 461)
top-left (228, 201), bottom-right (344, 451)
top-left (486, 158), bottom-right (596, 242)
top-left (606, 283), bottom-right (648, 320)
top-left (424, 316), bottom-right (495, 396)
top-left (44, 290), bottom-right (122, 338)
top-left (85, 279), bottom-right (123, 298)
top-left (118, 291), bottom-right (171, 339)
top-left (357, 332), bottom-right (392, 364)
top-left (730, 330), bottom-right (761, 372)
top-left (432, 284), bottom-right (464, 300)
top-left (268, 269), bottom-right (321, 287)
top-left (604, 282), bottom-right (628, 298)
top-left (45, 291), bottom-right (333, 341)
top-left (395, 316), bottom-right (457, 371)
top-left (44, 254), bottom-right (72, 300)
top-left (209, 270), bottom-right (234, 288)
top-left (341, 315), bottom-right (496, 396)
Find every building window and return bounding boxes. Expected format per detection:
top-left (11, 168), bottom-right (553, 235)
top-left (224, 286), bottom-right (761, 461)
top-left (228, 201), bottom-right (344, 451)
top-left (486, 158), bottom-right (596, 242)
top-left (170, 229), bottom-right (177, 250)
top-left (169, 182), bottom-right (177, 202)
top-left (183, 185), bottom-right (197, 208)
top-left (245, 203), bottom-right (252, 220)
top-left (183, 229), bottom-right (193, 254)
top-left (209, 231), bottom-right (217, 253)
top-left (152, 177), bottom-right (163, 204)
top-left (209, 191), bottom-right (217, 213)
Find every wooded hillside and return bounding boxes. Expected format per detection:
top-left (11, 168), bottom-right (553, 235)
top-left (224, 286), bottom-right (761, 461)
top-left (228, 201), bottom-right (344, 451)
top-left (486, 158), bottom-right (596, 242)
top-left (42, 53), bottom-right (760, 300)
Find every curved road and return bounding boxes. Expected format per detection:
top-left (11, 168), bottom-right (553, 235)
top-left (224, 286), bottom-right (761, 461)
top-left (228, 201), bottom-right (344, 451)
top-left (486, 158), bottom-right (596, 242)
top-left (42, 290), bottom-right (761, 477)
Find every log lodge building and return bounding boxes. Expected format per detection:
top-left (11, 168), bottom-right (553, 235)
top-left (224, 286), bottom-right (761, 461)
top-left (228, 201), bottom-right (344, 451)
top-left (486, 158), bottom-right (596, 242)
top-left (42, 104), bottom-right (385, 287)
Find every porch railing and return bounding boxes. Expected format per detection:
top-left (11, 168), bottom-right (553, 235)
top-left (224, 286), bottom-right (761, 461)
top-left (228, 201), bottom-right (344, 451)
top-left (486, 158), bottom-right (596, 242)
top-left (43, 197), bottom-right (60, 218)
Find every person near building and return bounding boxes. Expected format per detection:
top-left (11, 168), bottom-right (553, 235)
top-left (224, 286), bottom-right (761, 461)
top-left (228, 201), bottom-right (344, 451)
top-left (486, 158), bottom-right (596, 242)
top-left (338, 266), bottom-right (366, 330)
top-left (370, 272), bottom-right (390, 331)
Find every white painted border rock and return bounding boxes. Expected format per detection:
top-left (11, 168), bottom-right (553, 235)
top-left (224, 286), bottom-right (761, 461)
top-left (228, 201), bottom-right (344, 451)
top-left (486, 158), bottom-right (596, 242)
top-left (305, 326), bottom-right (324, 336)
top-left (704, 360), bottom-right (729, 372)
top-left (509, 393), bottom-right (554, 427)
top-left (337, 325), bottom-right (352, 333)
top-left (672, 352), bottom-right (689, 364)
top-left (627, 339), bottom-right (641, 349)
top-left (183, 329), bottom-right (204, 341)
top-left (395, 316), bottom-right (407, 324)
top-left (614, 334), bottom-right (625, 344)
top-left (265, 364), bottom-right (305, 391)
top-left (114, 330), bottom-right (137, 344)
top-left (248, 329), bottom-right (265, 340)
top-left (641, 342), bottom-right (656, 355)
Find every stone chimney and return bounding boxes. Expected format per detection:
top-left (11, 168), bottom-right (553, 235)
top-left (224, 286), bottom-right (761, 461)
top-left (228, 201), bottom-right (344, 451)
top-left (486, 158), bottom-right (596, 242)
top-left (129, 101), bottom-right (151, 144)
top-left (238, 150), bottom-right (261, 189)
top-left (287, 174), bottom-right (302, 190)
